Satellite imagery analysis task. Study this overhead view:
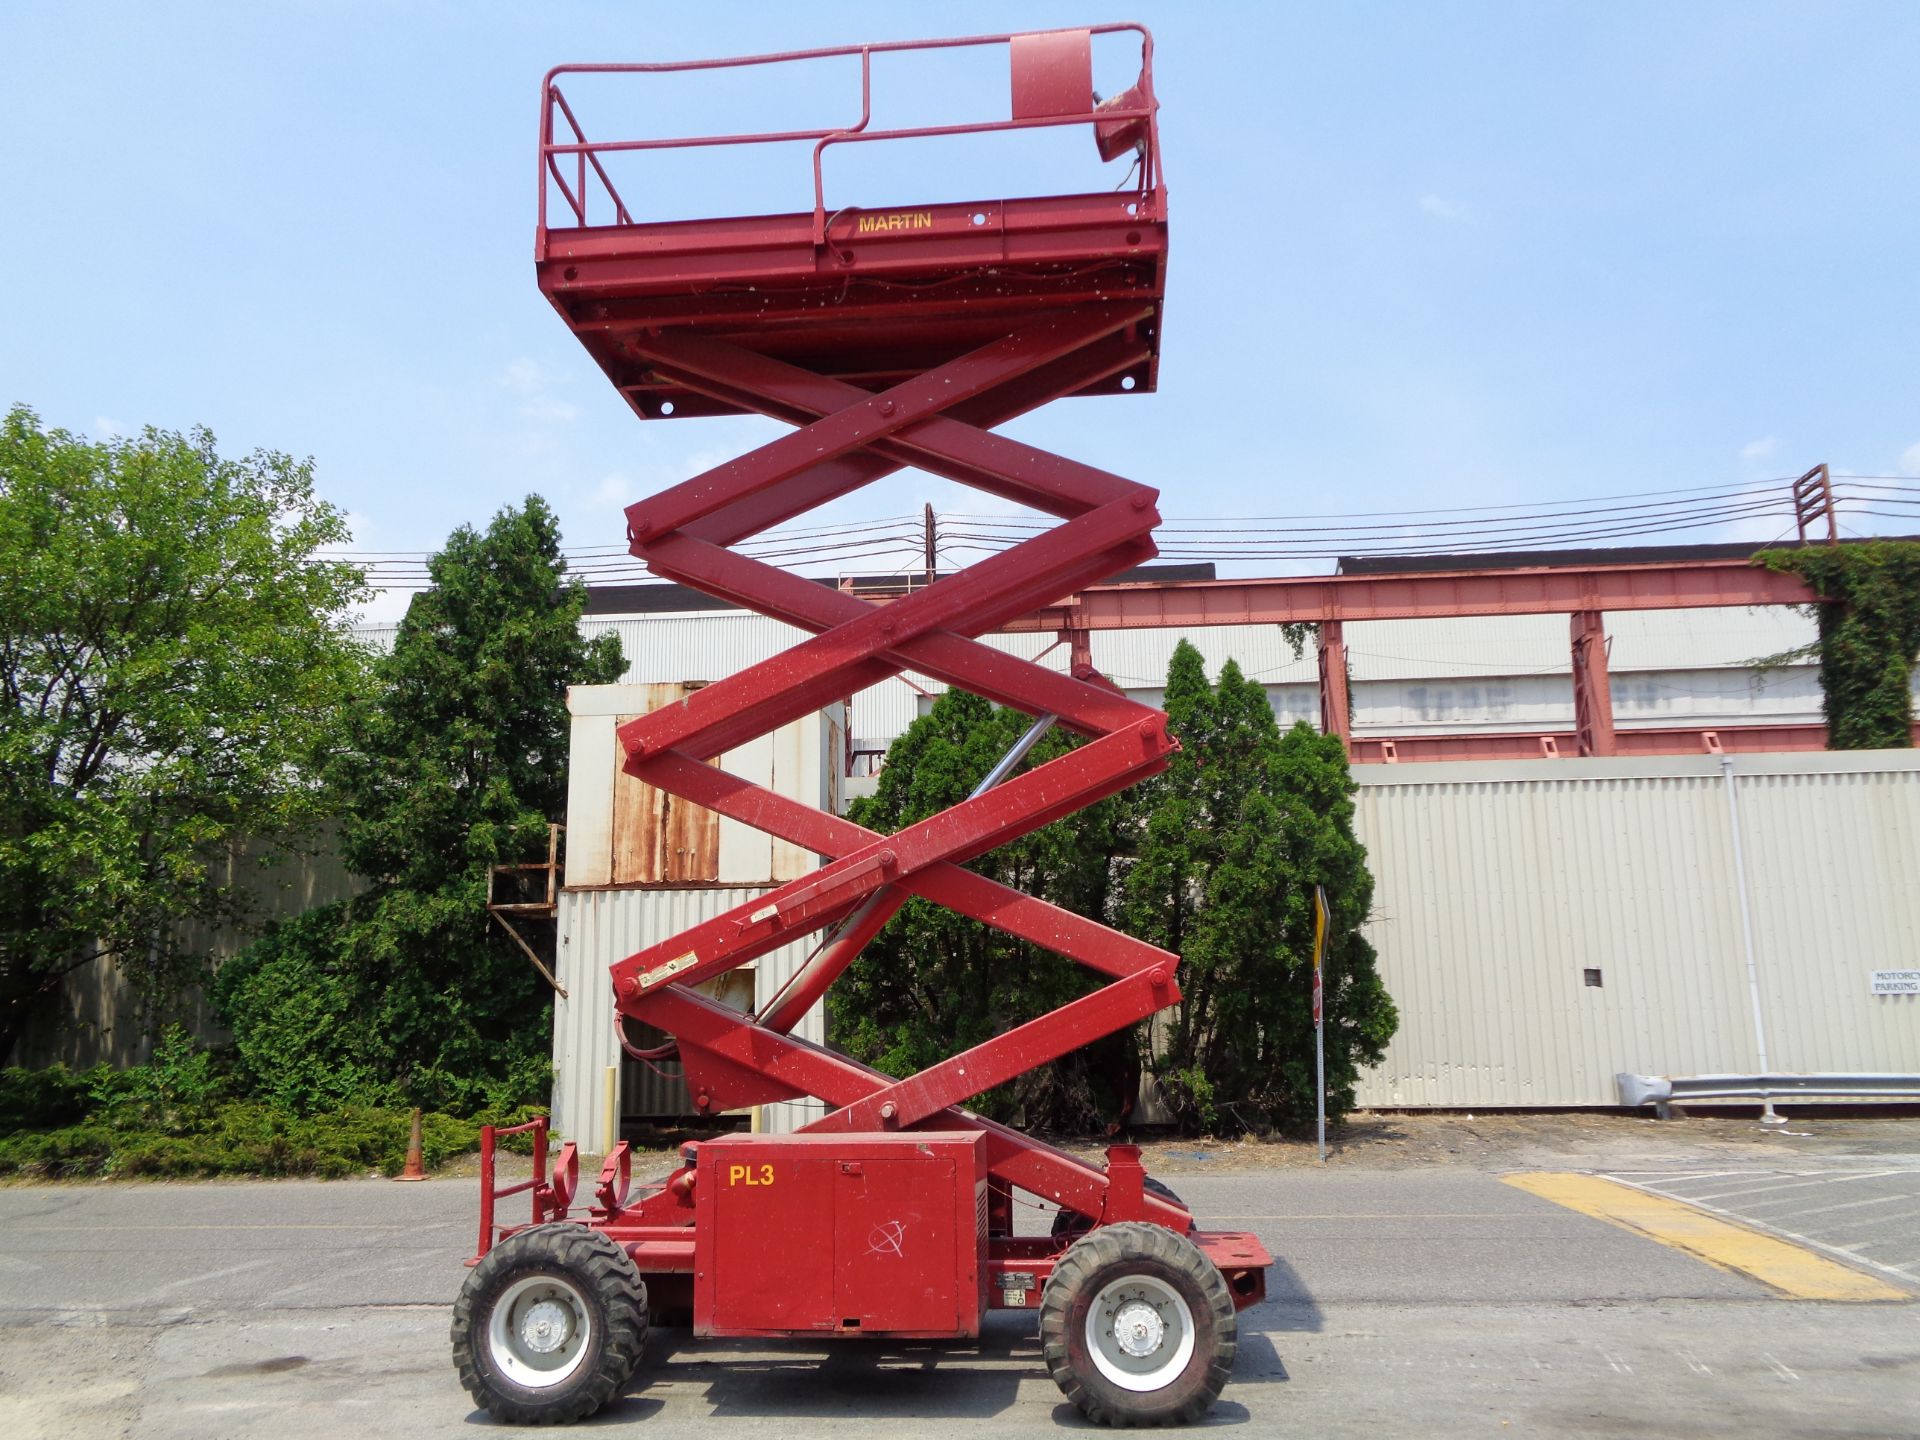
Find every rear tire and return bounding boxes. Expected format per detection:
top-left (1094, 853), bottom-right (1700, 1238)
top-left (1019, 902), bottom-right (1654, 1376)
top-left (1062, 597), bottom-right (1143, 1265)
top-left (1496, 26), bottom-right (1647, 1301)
top-left (451, 1224), bottom-right (648, 1424)
top-left (1040, 1222), bottom-right (1235, 1427)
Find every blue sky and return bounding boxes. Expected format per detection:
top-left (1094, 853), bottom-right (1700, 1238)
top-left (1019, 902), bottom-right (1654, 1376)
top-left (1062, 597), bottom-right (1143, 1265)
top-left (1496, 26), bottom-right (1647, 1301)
top-left (3, 3), bottom-right (1916, 616)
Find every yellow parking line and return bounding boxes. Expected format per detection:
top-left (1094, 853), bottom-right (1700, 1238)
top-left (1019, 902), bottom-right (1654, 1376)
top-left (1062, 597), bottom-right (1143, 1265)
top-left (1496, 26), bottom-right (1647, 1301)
top-left (1502, 1171), bottom-right (1909, 1302)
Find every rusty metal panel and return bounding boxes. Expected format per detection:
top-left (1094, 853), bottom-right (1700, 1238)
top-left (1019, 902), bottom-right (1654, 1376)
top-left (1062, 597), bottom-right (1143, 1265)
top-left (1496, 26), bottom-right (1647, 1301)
top-left (613, 702), bottom-right (722, 884)
top-left (569, 683), bottom-right (842, 888)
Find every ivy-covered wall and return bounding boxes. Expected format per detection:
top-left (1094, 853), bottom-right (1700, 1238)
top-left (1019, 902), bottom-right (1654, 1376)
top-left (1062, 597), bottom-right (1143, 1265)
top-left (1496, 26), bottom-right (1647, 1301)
top-left (1756, 541), bottom-right (1920, 750)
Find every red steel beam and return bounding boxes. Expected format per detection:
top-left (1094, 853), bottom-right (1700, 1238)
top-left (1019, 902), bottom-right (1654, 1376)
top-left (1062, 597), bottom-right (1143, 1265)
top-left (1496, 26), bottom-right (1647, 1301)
top-left (1318, 619), bottom-right (1351, 755)
top-left (1569, 610), bottom-right (1616, 758)
top-left (1006, 557), bottom-right (1819, 630)
top-left (1347, 722), bottom-right (1910, 765)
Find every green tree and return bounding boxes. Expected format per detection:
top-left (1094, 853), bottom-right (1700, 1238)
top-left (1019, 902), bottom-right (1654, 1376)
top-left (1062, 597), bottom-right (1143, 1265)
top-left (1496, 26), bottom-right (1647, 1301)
top-left (1756, 542), bottom-right (1920, 750)
top-left (0, 406), bottom-right (368, 1058)
top-left (831, 691), bottom-right (1134, 1131)
top-left (216, 496), bottom-right (623, 1113)
top-left (1122, 641), bottom-right (1396, 1132)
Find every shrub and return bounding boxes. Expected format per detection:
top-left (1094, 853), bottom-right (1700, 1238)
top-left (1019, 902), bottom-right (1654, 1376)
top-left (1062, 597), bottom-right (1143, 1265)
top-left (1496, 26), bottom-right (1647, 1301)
top-left (0, 1034), bottom-right (551, 1180)
top-left (98, 1025), bottom-right (230, 1134)
top-left (0, 1098), bottom-right (545, 1181)
top-left (211, 904), bottom-right (393, 1114)
top-left (0, 1063), bottom-right (111, 1133)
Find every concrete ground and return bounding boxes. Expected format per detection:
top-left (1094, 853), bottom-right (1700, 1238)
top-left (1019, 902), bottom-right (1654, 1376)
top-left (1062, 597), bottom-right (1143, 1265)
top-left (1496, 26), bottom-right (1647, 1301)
top-left (1, 1115), bottom-right (1917, 1438)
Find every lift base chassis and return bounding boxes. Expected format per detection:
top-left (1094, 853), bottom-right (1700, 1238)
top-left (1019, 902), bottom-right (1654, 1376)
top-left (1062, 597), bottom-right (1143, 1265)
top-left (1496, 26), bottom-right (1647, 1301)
top-left (477, 1120), bottom-right (1270, 1338)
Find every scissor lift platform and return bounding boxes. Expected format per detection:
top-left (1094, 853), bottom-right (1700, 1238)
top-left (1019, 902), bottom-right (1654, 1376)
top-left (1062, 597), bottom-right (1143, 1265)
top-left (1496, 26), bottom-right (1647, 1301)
top-left (541, 191), bottom-right (1167, 418)
top-left (454, 27), bottom-right (1273, 1430)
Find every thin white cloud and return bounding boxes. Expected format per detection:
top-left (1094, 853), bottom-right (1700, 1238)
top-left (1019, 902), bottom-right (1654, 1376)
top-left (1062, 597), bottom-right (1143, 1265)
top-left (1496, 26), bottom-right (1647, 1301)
top-left (1900, 441), bottom-right (1920, 476)
top-left (520, 395), bottom-right (583, 424)
top-left (591, 472), bottom-right (634, 507)
top-left (497, 356), bottom-right (582, 424)
top-left (1418, 193), bottom-right (1468, 222)
top-left (1740, 436), bottom-right (1779, 461)
top-left (93, 415), bottom-right (124, 438)
top-left (498, 357), bottom-right (559, 395)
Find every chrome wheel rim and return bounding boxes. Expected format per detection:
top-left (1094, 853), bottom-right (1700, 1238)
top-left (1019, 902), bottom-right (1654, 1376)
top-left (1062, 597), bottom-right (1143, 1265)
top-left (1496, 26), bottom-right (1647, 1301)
top-left (1085, 1272), bottom-right (1195, 1392)
top-left (487, 1273), bottom-right (593, 1389)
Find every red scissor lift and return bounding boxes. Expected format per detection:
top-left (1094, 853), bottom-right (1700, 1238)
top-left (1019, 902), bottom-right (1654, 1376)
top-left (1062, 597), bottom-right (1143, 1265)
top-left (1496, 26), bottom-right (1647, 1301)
top-left (451, 27), bottom-right (1273, 1427)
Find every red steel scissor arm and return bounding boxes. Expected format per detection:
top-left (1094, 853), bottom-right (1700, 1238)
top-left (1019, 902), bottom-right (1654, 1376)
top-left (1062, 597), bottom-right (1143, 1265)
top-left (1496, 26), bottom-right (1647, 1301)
top-left (618, 985), bottom-right (1192, 1235)
top-left (530, 26), bottom-right (1250, 1245)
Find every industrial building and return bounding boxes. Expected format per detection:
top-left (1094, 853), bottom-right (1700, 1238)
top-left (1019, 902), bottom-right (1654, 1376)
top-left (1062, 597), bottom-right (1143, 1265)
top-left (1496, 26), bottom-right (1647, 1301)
top-left (24, 548), bottom-right (1912, 1130)
top-left (356, 555), bottom-right (1849, 768)
top-left (483, 545), bottom-right (1917, 1142)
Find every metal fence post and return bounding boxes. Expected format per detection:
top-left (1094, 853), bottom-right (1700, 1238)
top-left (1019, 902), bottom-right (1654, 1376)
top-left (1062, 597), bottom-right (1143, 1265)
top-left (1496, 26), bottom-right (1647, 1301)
top-left (1720, 755), bottom-right (1783, 1125)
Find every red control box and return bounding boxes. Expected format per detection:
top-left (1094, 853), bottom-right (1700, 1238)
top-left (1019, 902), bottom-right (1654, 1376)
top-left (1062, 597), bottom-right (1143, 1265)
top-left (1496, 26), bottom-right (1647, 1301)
top-left (692, 1131), bottom-right (988, 1339)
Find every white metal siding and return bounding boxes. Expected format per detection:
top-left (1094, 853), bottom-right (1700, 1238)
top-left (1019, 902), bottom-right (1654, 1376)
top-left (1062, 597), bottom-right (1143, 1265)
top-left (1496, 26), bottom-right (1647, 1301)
top-left (361, 599), bottom-right (1820, 682)
top-left (552, 887), bottom-right (828, 1149)
top-left (359, 603), bottom-right (1864, 758)
top-left (1735, 765), bottom-right (1920, 1073)
top-left (1351, 752), bottom-right (1920, 1107)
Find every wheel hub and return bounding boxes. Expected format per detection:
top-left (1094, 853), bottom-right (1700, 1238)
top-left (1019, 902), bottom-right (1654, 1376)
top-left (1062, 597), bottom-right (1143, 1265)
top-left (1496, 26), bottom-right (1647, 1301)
top-left (1111, 1298), bottom-right (1166, 1358)
top-left (519, 1299), bottom-right (574, 1354)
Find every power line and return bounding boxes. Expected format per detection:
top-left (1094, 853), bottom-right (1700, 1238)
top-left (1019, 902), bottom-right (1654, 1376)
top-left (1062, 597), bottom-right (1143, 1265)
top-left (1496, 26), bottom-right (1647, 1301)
top-left (323, 476), bottom-right (1919, 590)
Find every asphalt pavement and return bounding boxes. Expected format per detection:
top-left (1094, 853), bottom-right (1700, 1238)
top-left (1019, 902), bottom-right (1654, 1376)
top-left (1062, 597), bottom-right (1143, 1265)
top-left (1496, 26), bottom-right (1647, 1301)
top-left (1, 1159), bottom-right (1916, 1438)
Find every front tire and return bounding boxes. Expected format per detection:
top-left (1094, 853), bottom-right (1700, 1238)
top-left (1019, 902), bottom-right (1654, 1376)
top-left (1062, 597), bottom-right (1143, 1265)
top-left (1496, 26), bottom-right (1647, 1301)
top-left (451, 1224), bottom-right (648, 1424)
top-left (1040, 1222), bottom-right (1236, 1426)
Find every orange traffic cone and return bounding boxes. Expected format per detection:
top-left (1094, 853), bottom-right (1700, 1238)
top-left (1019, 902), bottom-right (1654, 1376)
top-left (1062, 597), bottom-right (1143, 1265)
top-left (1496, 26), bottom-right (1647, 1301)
top-left (396, 1107), bottom-right (427, 1182)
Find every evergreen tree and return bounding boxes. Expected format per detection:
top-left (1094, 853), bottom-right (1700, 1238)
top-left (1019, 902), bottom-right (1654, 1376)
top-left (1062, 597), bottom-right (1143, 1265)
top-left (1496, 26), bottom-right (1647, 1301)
top-left (1122, 641), bottom-right (1396, 1132)
top-left (831, 691), bottom-right (1134, 1131)
top-left (215, 497), bottom-right (623, 1112)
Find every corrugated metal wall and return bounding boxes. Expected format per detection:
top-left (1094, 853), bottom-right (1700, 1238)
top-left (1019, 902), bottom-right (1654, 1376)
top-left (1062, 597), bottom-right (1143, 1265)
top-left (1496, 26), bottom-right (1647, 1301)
top-left (1738, 764), bottom-right (1920, 1073)
top-left (549, 606), bottom-right (1843, 752)
top-left (553, 680), bottom-right (841, 1148)
top-left (552, 887), bottom-right (829, 1148)
top-left (357, 602), bottom-right (1851, 757)
top-left (1351, 751), bottom-right (1920, 1107)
